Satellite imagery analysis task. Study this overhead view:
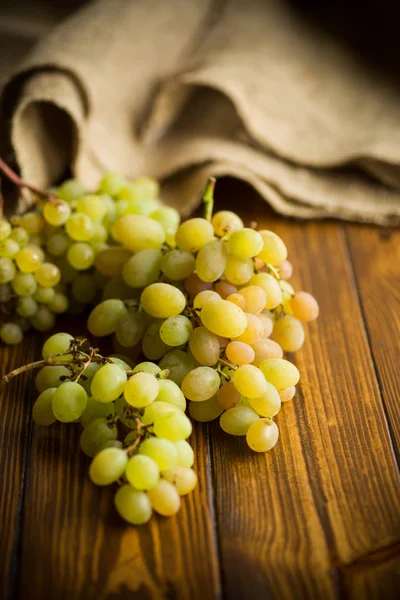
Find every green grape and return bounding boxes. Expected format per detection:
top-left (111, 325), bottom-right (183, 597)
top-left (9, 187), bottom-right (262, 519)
top-left (160, 249), bottom-right (195, 281)
top-left (0, 322), bottom-right (23, 344)
top-left (90, 221), bottom-right (108, 245)
top-left (56, 256), bottom-right (78, 284)
top-left (48, 292), bottom-right (69, 314)
top-left (291, 291), bottom-right (319, 322)
top-left (67, 242), bottom-right (95, 270)
top-left (159, 315), bottom-right (192, 346)
top-left (159, 350), bottom-right (195, 386)
top-left (122, 249), bottom-right (161, 288)
top-left (71, 273), bottom-right (97, 304)
top-left (34, 262), bottom-right (61, 288)
top-left (98, 172), bottom-right (126, 196)
top-left (155, 379), bottom-right (186, 411)
top-left (57, 178), bottom-right (86, 202)
top-left (15, 246), bottom-right (43, 274)
top-left (43, 200), bottom-right (71, 226)
top-left (99, 440), bottom-right (123, 452)
top-left (35, 365), bottom-right (70, 392)
top-left (257, 230), bottom-right (287, 266)
top-left (279, 386), bottom-right (296, 403)
top-left (141, 401), bottom-right (179, 426)
top-left (142, 322), bottom-right (168, 360)
top-left (9, 227), bottom-right (29, 247)
top-left (175, 440), bottom-right (194, 467)
top-left (114, 214), bottom-right (165, 252)
top-left (132, 361), bottom-right (161, 375)
top-left (188, 326), bottom-right (220, 366)
top-left (217, 381), bottom-right (241, 410)
top-left (115, 311), bottom-right (145, 348)
top-left (110, 356), bottom-right (132, 371)
top-left (0, 238), bottom-right (20, 258)
top-left (32, 387), bottom-right (56, 425)
top-left (139, 437), bottom-right (178, 471)
top-left (0, 257), bottom-right (16, 283)
top-left (259, 358), bottom-right (300, 389)
top-left (238, 286), bottom-right (267, 315)
top-left (80, 417), bottom-right (118, 457)
top-left (119, 176), bottom-right (159, 201)
top-left (115, 199), bottom-right (129, 217)
top-left (114, 485), bottom-right (152, 525)
top-left (211, 211), bottom-right (243, 237)
top-left (151, 206), bottom-right (180, 236)
top-left (227, 228), bottom-right (264, 259)
top-left (102, 277), bottom-right (134, 301)
top-left (219, 405), bottom-right (259, 436)
top-left (148, 479), bottom-right (181, 516)
top-left (193, 290), bottom-right (221, 311)
top-left (175, 218), bottom-right (214, 252)
top-left (0, 282), bottom-right (10, 302)
top-left (89, 447), bottom-right (128, 486)
top-left (123, 430), bottom-right (138, 446)
top-left (78, 361), bottom-right (100, 394)
top-left (126, 455), bottom-right (160, 490)
top-left (42, 332), bottom-right (73, 359)
top-left (271, 315), bottom-right (305, 352)
top-left (246, 418), bottom-right (279, 452)
top-left (224, 256), bottom-right (254, 286)
top-left (233, 364), bottom-right (267, 398)
top-left (249, 382), bottom-right (281, 417)
top-left (30, 305), bottom-right (55, 331)
top-left (200, 299), bottom-right (247, 338)
top-left (196, 239), bottom-right (228, 282)
top-left (76, 195), bottom-right (107, 221)
top-left (163, 466), bottom-right (198, 496)
top-left (189, 394), bottom-right (223, 422)
top-left (140, 283), bottom-right (186, 318)
top-left (87, 299), bottom-right (128, 337)
top-left (94, 246), bottom-right (132, 277)
top-left (154, 411), bottom-right (192, 442)
top-left (115, 396), bottom-right (138, 428)
top-left (0, 220), bottom-right (11, 240)
top-left (249, 273), bottom-right (282, 309)
top-left (124, 372), bottom-right (159, 408)
top-left (91, 363), bottom-right (128, 403)
top-left (80, 396), bottom-right (115, 427)
top-left (120, 190), bottom-right (159, 216)
top-left (16, 296), bottom-right (38, 318)
top-left (252, 339), bottom-right (283, 366)
top-left (181, 367), bottom-right (220, 402)
top-left (20, 212), bottom-right (44, 234)
top-left (52, 381), bottom-right (87, 422)
top-left (226, 341), bottom-right (255, 365)
top-left (33, 285), bottom-right (55, 304)
top-left (65, 212), bottom-right (95, 242)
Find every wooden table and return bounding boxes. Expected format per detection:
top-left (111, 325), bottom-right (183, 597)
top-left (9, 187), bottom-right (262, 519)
top-left (1, 183), bottom-right (399, 600)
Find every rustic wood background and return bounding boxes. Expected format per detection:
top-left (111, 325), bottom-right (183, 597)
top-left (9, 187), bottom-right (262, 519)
top-left (0, 3), bottom-right (399, 599)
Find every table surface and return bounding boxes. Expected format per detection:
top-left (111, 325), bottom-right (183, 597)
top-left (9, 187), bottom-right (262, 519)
top-left (0, 183), bottom-right (399, 600)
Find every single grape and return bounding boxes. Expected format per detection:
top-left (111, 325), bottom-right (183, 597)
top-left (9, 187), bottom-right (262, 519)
top-left (132, 361), bottom-right (162, 375)
top-left (233, 364), bottom-right (267, 398)
top-left (119, 176), bottom-right (159, 202)
top-left (226, 292), bottom-right (246, 310)
top-left (272, 315), bottom-right (305, 352)
top-left (175, 440), bottom-right (194, 467)
top-left (193, 290), bottom-right (221, 311)
top-left (87, 299), bottom-right (128, 337)
top-left (159, 315), bottom-right (193, 346)
top-left (0, 220), bottom-right (11, 240)
top-left (80, 396), bottom-right (115, 427)
top-left (184, 273), bottom-right (213, 296)
top-left (115, 311), bottom-right (145, 348)
top-left (124, 372), bottom-right (159, 408)
top-left (94, 246), bottom-right (132, 277)
top-left (224, 256), bottom-right (254, 286)
top-left (0, 238), bottom-right (20, 258)
top-left (9, 227), bottom-right (29, 247)
top-left (252, 338), bottom-right (283, 366)
top-left (30, 305), bottom-right (55, 331)
top-left (0, 322), bottom-right (23, 344)
top-left (238, 286), bottom-right (267, 314)
top-left (257, 230), bottom-right (287, 266)
top-left (89, 447), bottom-right (128, 486)
top-left (219, 405), bottom-right (259, 435)
top-left (291, 291), bottom-right (319, 322)
top-left (57, 178), bottom-right (86, 202)
top-left (159, 350), bottom-right (195, 386)
top-left (80, 417), bottom-right (118, 457)
top-left (249, 273), bottom-right (282, 309)
top-left (35, 365), bottom-right (70, 392)
top-left (142, 322), bottom-right (168, 360)
top-left (200, 299), bottom-right (247, 338)
top-left (257, 311), bottom-right (274, 337)
top-left (249, 382), bottom-right (281, 417)
top-left (67, 243), bottom-right (95, 270)
top-left (227, 228), bottom-right (264, 259)
top-left (151, 206), bottom-right (180, 236)
top-left (34, 263), bottom-right (61, 288)
top-left (217, 381), bottom-right (241, 410)
top-left (91, 363), bottom-right (128, 403)
top-left (102, 277), bottom-right (133, 301)
top-left (154, 410), bottom-right (192, 442)
top-left (42, 332), bottom-right (73, 360)
top-left (98, 172), bottom-right (126, 196)
top-left (48, 292), bottom-right (69, 314)
top-left (189, 326), bottom-right (220, 366)
top-left (76, 195), bottom-right (108, 221)
top-left (279, 260), bottom-right (293, 280)
top-left (189, 394), bottom-right (224, 422)
top-left (246, 418), bottom-right (279, 452)
top-left (139, 437), bottom-right (178, 471)
top-left (122, 249), bottom-right (161, 288)
top-left (16, 296), bottom-right (38, 318)
top-left (279, 386), bottom-right (296, 403)
top-left (155, 379), bottom-right (186, 411)
top-left (233, 313), bottom-right (264, 345)
top-left (114, 485), bottom-right (152, 525)
top-left (66, 212), bottom-right (95, 242)
top-left (175, 218), bottom-right (214, 252)
top-left (90, 221), bottom-right (108, 245)
top-left (126, 455), bottom-right (160, 490)
top-left (71, 273), bottom-right (97, 304)
top-left (43, 200), bottom-right (71, 226)
top-left (160, 249), bottom-right (195, 281)
top-left (211, 211), bottom-right (243, 237)
top-left (140, 283), bottom-right (186, 318)
top-left (32, 387), bottom-right (57, 425)
top-left (114, 214), bottom-right (165, 252)
top-left (196, 239), bottom-right (228, 282)
top-left (226, 341), bottom-right (255, 365)
top-left (181, 366), bottom-right (220, 402)
top-left (259, 358), bottom-right (300, 389)
top-left (20, 212), bottom-right (44, 234)
top-left (148, 479), bottom-right (181, 516)
top-left (0, 257), bottom-right (16, 283)
top-left (52, 381), bottom-right (87, 422)
top-left (163, 466), bottom-right (197, 496)
top-left (141, 401), bottom-right (178, 426)
top-left (33, 285), bottom-right (55, 304)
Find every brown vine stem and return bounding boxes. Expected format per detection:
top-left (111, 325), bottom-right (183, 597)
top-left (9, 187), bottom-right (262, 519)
top-left (218, 358), bottom-right (238, 371)
top-left (0, 156), bottom-right (56, 202)
top-left (2, 356), bottom-right (84, 383)
top-left (124, 418), bottom-right (143, 455)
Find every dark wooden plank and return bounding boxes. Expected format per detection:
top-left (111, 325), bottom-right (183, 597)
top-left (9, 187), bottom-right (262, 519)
top-left (341, 549), bottom-right (400, 599)
top-left (345, 224), bottom-right (400, 457)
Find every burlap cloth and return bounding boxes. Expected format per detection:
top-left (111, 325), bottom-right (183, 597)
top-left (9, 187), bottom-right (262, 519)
top-left (2, 0), bottom-right (400, 224)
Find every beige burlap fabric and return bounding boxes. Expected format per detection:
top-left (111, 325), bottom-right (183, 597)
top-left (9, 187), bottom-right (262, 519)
top-left (2, 0), bottom-right (400, 224)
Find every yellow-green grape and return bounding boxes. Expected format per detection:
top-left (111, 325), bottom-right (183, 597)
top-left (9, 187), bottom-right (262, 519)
top-left (80, 396), bottom-right (115, 427)
top-left (122, 249), bottom-right (161, 288)
top-left (159, 315), bottom-right (192, 346)
top-left (30, 305), bottom-right (56, 331)
top-left (66, 212), bottom-right (95, 242)
top-left (139, 437), bottom-right (178, 471)
top-left (57, 178), bottom-right (86, 202)
top-left (140, 283), bottom-right (186, 318)
top-left (259, 358), bottom-right (300, 389)
top-left (114, 214), bottom-right (165, 252)
top-left (163, 466), bottom-right (198, 496)
top-left (252, 338), bottom-right (283, 366)
top-left (90, 221), bottom-right (108, 245)
top-left (141, 401), bottom-right (178, 426)
top-left (114, 485), bottom-right (152, 525)
top-left (155, 379), bottom-right (186, 411)
top-left (227, 228), bottom-right (264, 259)
top-left (279, 386), bottom-right (296, 403)
top-left (0, 238), bottom-right (20, 258)
top-left (56, 257), bottom-right (78, 284)
top-left (181, 366), bottom-right (220, 402)
top-left (67, 243), bottom-right (95, 271)
top-left (249, 382), bottom-right (281, 417)
top-left (271, 315), bottom-right (305, 352)
top-left (91, 363), bottom-right (128, 403)
top-left (234, 313), bottom-right (264, 345)
top-left (175, 440), bottom-right (194, 467)
top-left (0, 282), bottom-right (10, 302)
top-left (46, 232), bottom-right (71, 257)
top-left (217, 381), bottom-right (241, 410)
top-left (226, 292), bottom-right (246, 310)
top-left (9, 227), bottom-right (29, 247)
top-left (94, 246), bottom-right (132, 277)
top-left (142, 322), bottom-right (168, 360)
top-left (224, 256), bottom-right (254, 285)
top-left (115, 311), bottom-right (144, 348)
top-left (238, 286), bottom-right (267, 314)
top-left (71, 273), bottom-right (97, 304)
top-left (43, 200), bottom-right (71, 226)
top-left (0, 257), bottom-right (16, 283)
top-left (200, 299), bottom-right (247, 338)
top-left (48, 292), bottom-right (69, 314)
top-left (99, 440), bottom-right (123, 452)
top-left (189, 394), bottom-right (224, 422)
top-left (80, 417), bottom-right (118, 457)
top-left (52, 381), bottom-right (87, 422)
top-left (151, 206), bottom-right (180, 237)
top-left (98, 172), bottom-right (126, 196)
top-left (32, 388), bottom-right (57, 425)
top-left (132, 361), bottom-right (161, 375)
top-left (159, 350), bottom-right (195, 386)
top-left (188, 326), bottom-right (220, 366)
top-left (233, 364), bottom-right (267, 398)
top-left (291, 291), bottom-right (319, 322)
top-left (196, 239), bottom-right (228, 282)
top-left (120, 192), bottom-right (159, 217)
top-left (102, 277), bottom-right (133, 302)
top-left (76, 194), bottom-right (108, 221)
top-left (115, 199), bottom-right (129, 217)
top-left (193, 290), bottom-right (221, 311)
top-left (279, 260), bottom-right (293, 280)
top-left (121, 176), bottom-right (159, 200)
top-left (16, 296), bottom-right (38, 318)
top-left (246, 418), bottom-right (279, 452)
top-left (87, 299), bottom-right (128, 337)
top-left (257, 311), bottom-right (274, 337)
top-left (34, 286), bottom-right (56, 304)
top-left (160, 250), bottom-right (196, 281)
top-left (0, 220), bottom-right (11, 240)
top-left (175, 218), bottom-right (214, 252)
top-left (211, 211), bottom-right (243, 237)
top-left (226, 341), bottom-right (255, 365)
top-left (42, 332), bottom-right (73, 360)
top-left (219, 405), bottom-right (259, 435)
top-left (154, 411), bottom-right (192, 442)
top-left (11, 272), bottom-right (36, 296)
top-left (126, 455), bottom-right (159, 490)
top-left (110, 356), bottom-right (132, 371)
top-left (35, 365), bottom-right (70, 393)
top-left (148, 479), bottom-right (181, 516)
top-left (114, 396), bottom-right (137, 429)
top-left (89, 447), bottom-right (128, 486)
top-left (249, 273), bottom-right (282, 309)
top-left (20, 212), bottom-right (44, 235)
top-left (0, 322), bottom-right (23, 344)
top-left (34, 263), bottom-right (61, 288)
top-left (124, 372), bottom-right (159, 408)
top-left (257, 230), bottom-right (287, 266)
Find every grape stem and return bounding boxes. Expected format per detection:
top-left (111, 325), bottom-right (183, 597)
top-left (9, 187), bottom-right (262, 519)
top-left (0, 156), bottom-right (57, 202)
top-left (124, 418), bottom-right (143, 455)
top-left (2, 356), bottom-right (84, 383)
top-left (218, 358), bottom-right (238, 371)
top-left (203, 177), bottom-right (216, 221)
